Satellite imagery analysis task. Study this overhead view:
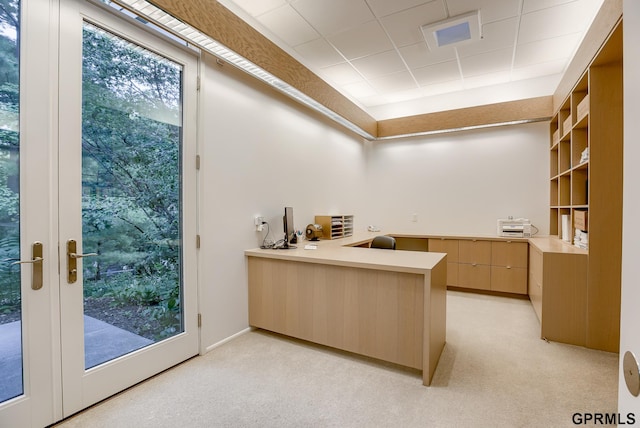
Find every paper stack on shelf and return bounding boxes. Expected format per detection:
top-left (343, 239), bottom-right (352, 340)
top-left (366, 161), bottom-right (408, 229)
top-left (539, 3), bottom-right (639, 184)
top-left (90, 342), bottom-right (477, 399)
top-left (574, 228), bottom-right (589, 250)
top-left (562, 215), bottom-right (571, 242)
top-left (580, 147), bottom-right (589, 164)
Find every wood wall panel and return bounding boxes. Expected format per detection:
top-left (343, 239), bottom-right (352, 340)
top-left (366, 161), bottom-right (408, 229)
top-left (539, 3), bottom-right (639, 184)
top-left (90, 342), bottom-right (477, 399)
top-left (377, 97), bottom-right (553, 138)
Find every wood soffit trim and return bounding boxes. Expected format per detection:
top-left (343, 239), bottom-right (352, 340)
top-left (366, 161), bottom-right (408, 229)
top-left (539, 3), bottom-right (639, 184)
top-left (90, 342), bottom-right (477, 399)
top-left (148, 1), bottom-right (558, 140)
top-left (377, 97), bottom-right (554, 138)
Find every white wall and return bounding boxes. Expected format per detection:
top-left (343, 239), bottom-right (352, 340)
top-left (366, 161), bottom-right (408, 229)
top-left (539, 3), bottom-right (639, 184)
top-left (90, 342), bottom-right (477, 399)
top-left (619, 0), bottom-right (640, 413)
top-left (363, 123), bottom-right (549, 236)
top-left (198, 56), bottom-right (550, 351)
top-left (198, 55), bottom-right (368, 349)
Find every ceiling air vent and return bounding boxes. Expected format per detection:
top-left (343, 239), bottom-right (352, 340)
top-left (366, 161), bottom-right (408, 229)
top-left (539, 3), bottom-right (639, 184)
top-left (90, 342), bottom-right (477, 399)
top-left (421, 10), bottom-right (481, 50)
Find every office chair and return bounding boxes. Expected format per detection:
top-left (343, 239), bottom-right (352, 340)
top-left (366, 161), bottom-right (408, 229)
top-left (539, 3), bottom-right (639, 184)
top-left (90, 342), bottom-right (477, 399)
top-left (370, 235), bottom-right (396, 250)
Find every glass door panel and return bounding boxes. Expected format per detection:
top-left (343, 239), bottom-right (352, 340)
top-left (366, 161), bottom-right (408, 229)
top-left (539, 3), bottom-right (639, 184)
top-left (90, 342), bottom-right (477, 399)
top-left (81, 22), bottom-right (185, 369)
top-left (0, 0), bottom-right (22, 403)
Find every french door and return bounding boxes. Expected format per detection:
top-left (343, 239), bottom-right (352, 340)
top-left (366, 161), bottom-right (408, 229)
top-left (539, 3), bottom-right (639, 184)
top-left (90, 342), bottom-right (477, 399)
top-left (0, 0), bottom-right (199, 426)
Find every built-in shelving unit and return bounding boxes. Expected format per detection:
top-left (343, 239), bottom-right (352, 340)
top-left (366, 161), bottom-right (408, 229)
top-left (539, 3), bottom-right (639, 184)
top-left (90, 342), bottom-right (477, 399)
top-left (314, 215), bottom-right (354, 240)
top-left (544, 20), bottom-right (623, 352)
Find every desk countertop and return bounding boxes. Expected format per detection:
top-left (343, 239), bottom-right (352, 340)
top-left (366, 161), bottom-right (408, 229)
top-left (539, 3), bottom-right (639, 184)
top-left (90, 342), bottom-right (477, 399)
top-left (245, 230), bottom-right (587, 273)
top-left (245, 231), bottom-right (446, 275)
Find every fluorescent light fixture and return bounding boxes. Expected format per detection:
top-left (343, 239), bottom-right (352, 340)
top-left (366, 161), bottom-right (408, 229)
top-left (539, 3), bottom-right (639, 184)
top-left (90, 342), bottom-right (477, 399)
top-left (421, 11), bottom-right (481, 51)
top-left (109, 0), bottom-right (375, 140)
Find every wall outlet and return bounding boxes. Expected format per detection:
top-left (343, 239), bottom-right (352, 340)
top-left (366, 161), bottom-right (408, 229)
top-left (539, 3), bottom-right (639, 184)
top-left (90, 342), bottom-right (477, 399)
top-left (411, 213), bottom-right (418, 222)
top-left (254, 216), bottom-right (265, 231)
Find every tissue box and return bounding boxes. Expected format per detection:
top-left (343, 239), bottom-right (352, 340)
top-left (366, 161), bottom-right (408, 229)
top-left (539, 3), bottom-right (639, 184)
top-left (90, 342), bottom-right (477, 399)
top-left (574, 210), bottom-right (588, 231)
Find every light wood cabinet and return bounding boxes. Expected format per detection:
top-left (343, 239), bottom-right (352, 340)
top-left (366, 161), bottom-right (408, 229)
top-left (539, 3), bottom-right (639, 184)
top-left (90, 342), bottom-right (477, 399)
top-left (528, 239), bottom-right (588, 347)
top-left (428, 238), bottom-right (458, 286)
top-left (458, 263), bottom-right (491, 291)
top-left (546, 21), bottom-right (622, 352)
top-left (459, 240), bottom-right (491, 265)
top-left (314, 215), bottom-right (354, 240)
top-left (490, 241), bottom-right (528, 294)
top-left (428, 238), bottom-right (528, 294)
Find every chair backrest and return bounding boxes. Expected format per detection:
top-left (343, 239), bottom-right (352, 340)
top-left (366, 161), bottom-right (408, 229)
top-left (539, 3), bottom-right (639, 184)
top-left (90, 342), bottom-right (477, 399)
top-left (370, 235), bottom-right (396, 250)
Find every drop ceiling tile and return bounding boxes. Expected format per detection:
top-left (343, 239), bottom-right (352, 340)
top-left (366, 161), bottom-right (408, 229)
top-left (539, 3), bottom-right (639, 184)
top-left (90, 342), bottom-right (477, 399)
top-left (380, 2), bottom-right (448, 48)
top-left (456, 18), bottom-right (517, 58)
top-left (459, 47), bottom-right (512, 77)
top-left (328, 20), bottom-right (393, 60)
top-left (367, 0), bottom-right (441, 18)
top-left (445, 0), bottom-right (520, 24)
top-left (294, 38), bottom-right (345, 68)
top-left (518, 1), bottom-right (595, 45)
top-left (400, 42), bottom-right (456, 69)
top-left (368, 71), bottom-right (418, 93)
top-left (256, 5), bottom-right (319, 46)
top-left (291, 0), bottom-right (374, 36)
top-left (463, 71), bottom-right (511, 89)
top-left (421, 79), bottom-right (464, 96)
top-left (412, 60), bottom-right (460, 86)
top-left (522, 0), bottom-right (586, 14)
top-left (511, 58), bottom-right (567, 81)
top-left (514, 33), bottom-right (581, 68)
top-left (319, 62), bottom-right (363, 85)
top-left (223, 0), bottom-right (287, 17)
top-left (351, 50), bottom-right (407, 80)
top-left (342, 80), bottom-right (378, 98)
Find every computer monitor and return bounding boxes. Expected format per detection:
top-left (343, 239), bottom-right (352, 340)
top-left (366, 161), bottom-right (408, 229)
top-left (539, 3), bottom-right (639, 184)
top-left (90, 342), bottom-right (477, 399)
top-left (282, 206), bottom-right (296, 249)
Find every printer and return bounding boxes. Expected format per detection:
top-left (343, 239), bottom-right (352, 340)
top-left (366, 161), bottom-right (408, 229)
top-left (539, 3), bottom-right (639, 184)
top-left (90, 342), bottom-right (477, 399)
top-left (497, 217), bottom-right (532, 238)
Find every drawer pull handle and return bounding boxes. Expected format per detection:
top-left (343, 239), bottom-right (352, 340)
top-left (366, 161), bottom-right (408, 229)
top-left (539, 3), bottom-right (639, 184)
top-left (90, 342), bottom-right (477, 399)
top-left (472, 263), bottom-right (477, 267)
top-left (507, 266), bottom-right (511, 269)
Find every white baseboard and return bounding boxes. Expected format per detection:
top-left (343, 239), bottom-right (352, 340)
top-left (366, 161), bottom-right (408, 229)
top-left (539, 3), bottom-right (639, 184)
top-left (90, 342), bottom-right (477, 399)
top-left (203, 327), bottom-right (254, 354)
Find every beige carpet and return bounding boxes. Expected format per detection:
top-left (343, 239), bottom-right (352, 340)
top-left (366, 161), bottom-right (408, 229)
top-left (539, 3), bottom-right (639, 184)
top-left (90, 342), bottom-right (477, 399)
top-left (54, 291), bottom-right (618, 427)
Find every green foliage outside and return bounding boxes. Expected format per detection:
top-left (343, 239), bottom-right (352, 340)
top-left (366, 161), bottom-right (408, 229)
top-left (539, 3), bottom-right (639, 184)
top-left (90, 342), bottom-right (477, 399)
top-left (81, 23), bottom-right (184, 341)
top-left (0, 0), bottom-right (20, 317)
top-left (0, 1), bottom-right (185, 342)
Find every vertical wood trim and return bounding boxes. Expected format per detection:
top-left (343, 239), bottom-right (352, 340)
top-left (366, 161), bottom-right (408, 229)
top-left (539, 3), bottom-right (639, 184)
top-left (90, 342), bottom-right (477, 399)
top-left (586, 59), bottom-right (623, 352)
top-left (423, 259), bottom-right (447, 386)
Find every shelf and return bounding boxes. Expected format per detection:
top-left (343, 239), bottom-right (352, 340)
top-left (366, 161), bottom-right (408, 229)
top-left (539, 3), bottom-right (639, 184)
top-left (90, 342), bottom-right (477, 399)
top-left (314, 215), bottom-right (354, 240)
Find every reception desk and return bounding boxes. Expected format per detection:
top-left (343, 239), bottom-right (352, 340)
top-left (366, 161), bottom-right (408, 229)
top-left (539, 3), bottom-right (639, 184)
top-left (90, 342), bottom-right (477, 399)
top-left (245, 233), bottom-right (447, 386)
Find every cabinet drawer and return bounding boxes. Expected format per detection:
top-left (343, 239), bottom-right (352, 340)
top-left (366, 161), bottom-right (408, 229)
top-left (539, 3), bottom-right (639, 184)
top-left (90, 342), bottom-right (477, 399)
top-left (458, 240), bottom-right (491, 265)
top-left (458, 263), bottom-right (491, 290)
top-left (428, 238), bottom-right (459, 262)
top-left (491, 266), bottom-right (527, 294)
top-left (491, 241), bottom-right (528, 268)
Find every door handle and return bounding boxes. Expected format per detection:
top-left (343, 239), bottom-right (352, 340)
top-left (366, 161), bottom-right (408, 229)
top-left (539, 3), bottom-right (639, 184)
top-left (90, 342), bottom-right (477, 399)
top-left (67, 239), bottom-right (98, 284)
top-left (11, 242), bottom-right (44, 290)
